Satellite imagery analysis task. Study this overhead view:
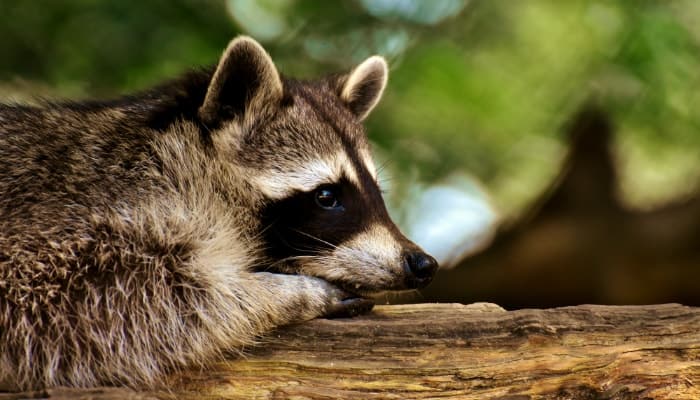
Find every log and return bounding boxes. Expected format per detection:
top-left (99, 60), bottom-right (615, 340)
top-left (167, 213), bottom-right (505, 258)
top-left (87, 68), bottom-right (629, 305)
top-left (2, 303), bottom-right (700, 399)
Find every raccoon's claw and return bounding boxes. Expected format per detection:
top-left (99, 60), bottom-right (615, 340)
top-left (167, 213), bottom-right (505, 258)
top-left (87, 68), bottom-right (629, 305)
top-left (324, 297), bottom-right (375, 319)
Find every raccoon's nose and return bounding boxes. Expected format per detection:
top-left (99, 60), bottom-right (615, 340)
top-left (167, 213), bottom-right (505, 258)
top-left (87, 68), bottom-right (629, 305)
top-left (402, 252), bottom-right (438, 289)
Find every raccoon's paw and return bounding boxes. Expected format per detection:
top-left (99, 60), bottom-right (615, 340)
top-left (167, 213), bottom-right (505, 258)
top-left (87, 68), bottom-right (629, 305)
top-left (276, 273), bottom-right (375, 319)
top-left (323, 297), bottom-right (375, 319)
top-left (305, 276), bottom-right (374, 318)
top-left (251, 272), bottom-right (373, 321)
top-left (311, 277), bottom-right (374, 318)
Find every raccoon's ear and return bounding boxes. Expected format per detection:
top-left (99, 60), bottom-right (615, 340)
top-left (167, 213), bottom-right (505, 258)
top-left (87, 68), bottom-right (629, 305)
top-left (199, 36), bottom-right (283, 126)
top-left (338, 56), bottom-right (388, 121)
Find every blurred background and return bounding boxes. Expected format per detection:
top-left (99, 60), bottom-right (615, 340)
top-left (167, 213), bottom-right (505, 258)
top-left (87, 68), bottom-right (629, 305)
top-left (1, 0), bottom-right (699, 309)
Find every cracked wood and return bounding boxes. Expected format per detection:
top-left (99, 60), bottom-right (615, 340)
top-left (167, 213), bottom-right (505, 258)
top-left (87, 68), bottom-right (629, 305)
top-left (2, 303), bottom-right (699, 399)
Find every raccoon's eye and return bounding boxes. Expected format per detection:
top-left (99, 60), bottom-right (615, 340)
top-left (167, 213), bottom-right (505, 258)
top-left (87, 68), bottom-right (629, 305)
top-left (315, 187), bottom-right (342, 210)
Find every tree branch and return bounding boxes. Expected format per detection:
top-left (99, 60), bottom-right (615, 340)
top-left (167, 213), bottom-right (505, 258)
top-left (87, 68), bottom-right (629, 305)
top-left (2, 303), bottom-right (699, 399)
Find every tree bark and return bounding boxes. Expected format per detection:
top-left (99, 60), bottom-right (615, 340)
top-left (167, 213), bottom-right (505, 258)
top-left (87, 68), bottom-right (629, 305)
top-left (2, 303), bottom-right (699, 399)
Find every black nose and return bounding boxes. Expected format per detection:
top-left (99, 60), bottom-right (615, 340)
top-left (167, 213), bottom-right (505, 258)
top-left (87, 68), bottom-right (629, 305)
top-left (403, 251), bottom-right (438, 289)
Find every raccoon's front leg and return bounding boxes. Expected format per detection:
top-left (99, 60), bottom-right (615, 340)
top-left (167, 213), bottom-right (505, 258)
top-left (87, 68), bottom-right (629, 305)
top-left (251, 272), bottom-right (374, 323)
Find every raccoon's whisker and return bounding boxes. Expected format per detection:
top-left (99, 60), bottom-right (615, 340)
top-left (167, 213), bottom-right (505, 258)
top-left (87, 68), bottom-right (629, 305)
top-left (281, 256), bottom-right (317, 265)
top-left (268, 229), bottom-right (321, 254)
top-left (257, 219), bottom-right (279, 236)
top-left (199, 121), bottom-right (213, 136)
top-left (290, 229), bottom-right (338, 249)
top-left (376, 159), bottom-right (392, 176)
top-left (267, 255), bottom-right (316, 269)
top-left (266, 255), bottom-right (335, 273)
top-left (378, 178), bottom-right (394, 195)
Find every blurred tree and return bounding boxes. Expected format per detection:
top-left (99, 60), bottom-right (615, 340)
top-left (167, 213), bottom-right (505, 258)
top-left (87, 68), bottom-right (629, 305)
top-left (421, 107), bottom-right (700, 308)
top-left (2, 0), bottom-right (697, 217)
top-left (0, 0), bottom-right (234, 94)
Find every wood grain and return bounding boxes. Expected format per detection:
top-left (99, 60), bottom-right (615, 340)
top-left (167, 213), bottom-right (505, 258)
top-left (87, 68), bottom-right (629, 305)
top-left (2, 303), bottom-right (699, 399)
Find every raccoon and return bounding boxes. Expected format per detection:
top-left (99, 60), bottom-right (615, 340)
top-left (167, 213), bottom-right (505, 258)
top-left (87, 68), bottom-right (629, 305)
top-left (0, 36), bottom-right (438, 390)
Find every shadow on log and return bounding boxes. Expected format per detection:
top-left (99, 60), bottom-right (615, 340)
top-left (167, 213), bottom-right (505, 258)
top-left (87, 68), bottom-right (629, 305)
top-left (2, 303), bottom-right (699, 399)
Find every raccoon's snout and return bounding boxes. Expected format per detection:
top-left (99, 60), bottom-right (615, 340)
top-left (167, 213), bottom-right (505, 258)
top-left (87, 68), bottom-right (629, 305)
top-left (402, 251), bottom-right (438, 289)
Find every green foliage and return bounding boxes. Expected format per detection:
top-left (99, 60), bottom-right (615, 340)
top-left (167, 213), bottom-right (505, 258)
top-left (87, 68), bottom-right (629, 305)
top-left (0, 0), bottom-right (234, 94)
top-left (1, 0), bottom-right (698, 214)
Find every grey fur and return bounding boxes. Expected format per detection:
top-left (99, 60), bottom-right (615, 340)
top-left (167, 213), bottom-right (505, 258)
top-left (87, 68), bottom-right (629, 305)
top-left (0, 36), bottom-right (433, 389)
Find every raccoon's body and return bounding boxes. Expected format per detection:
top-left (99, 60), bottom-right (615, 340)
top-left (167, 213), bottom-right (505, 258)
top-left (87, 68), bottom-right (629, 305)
top-left (0, 37), bottom-right (437, 389)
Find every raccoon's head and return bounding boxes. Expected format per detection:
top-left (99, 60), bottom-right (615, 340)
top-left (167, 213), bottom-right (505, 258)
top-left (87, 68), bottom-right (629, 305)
top-left (199, 36), bottom-right (437, 295)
